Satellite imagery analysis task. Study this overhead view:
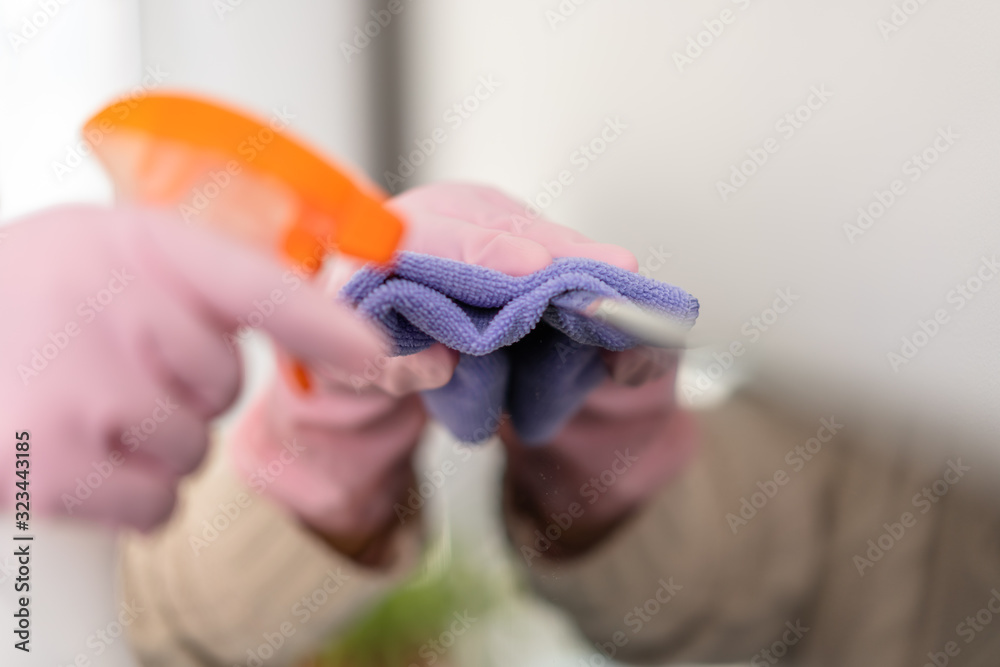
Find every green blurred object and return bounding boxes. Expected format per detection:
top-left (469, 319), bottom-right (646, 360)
top-left (305, 531), bottom-right (502, 667)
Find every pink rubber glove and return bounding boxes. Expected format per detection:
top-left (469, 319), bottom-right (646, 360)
top-left (0, 205), bottom-right (385, 531)
top-left (230, 182), bottom-right (645, 560)
top-left (502, 353), bottom-right (699, 560)
top-left (392, 185), bottom-right (699, 556)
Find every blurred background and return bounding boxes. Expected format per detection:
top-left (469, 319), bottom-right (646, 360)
top-left (2, 0), bottom-right (999, 665)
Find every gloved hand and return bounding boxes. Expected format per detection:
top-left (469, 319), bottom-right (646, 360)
top-left (229, 181), bottom-right (643, 561)
top-left (0, 205), bottom-right (385, 531)
top-left (230, 316), bottom-right (456, 563)
top-left (392, 184), bottom-right (699, 560)
top-left (502, 352), bottom-right (699, 560)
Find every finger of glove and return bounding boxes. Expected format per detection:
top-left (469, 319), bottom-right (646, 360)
top-left (73, 464), bottom-right (178, 532)
top-left (391, 183), bottom-right (637, 271)
top-left (116, 403), bottom-right (210, 478)
top-left (134, 284), bottom-right (242, 418)
top-left (133, 209), bottom-right (387, 376)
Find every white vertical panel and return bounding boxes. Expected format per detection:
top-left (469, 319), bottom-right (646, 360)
top-left (134, 0), bottom-right (382, 441)
top-left (137, 0), bottom-right (379, 174)
top-left (1, 4), bottom-right (145, 665)
top-left (0, 0), bottom-right (141, 219)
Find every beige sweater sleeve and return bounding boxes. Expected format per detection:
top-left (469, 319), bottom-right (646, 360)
top-left (118, 444), bottom-right (422, 667)
top-left (507, 391), bottom-right (1000, 666)
top-left (505, 392), bottom-right (832, 664)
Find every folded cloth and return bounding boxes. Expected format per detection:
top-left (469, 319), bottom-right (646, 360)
top-left (341, 252), bottom-right (699, 444)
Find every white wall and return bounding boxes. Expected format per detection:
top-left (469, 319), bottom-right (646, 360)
top-left (135, 0), bottom-right (381, 173)
top-left (132, 0), bottom-right (388, 434)
top-left (395, 0), bottom-right (1000, 435)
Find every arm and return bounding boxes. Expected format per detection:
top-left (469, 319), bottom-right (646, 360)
top-left (118, 441), bottom-right (423, 667)
top-left (117, 180), bottom-right (613, 665)
top-left (0, 205), bottom-right (387, 529)
top-left (117, 269), bottom-right (453, 666)
top-left (503, 391), bottom-right (834, 664)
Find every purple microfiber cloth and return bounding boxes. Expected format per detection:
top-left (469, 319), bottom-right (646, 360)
top-left (341, 252), bottom-right (699, 444)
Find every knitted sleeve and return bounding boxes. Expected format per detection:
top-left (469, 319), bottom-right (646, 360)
top-left (504, 393), bottom-right (834, 664)
top-left (505, 391), bottom-right (998, 665)
top-left (118, 441), bottom-right (422, 667)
